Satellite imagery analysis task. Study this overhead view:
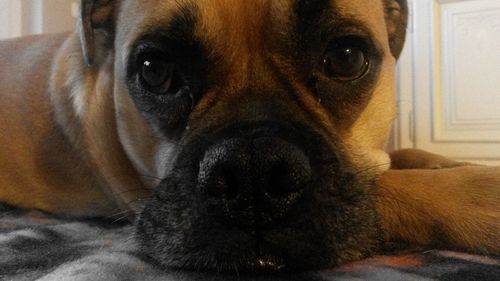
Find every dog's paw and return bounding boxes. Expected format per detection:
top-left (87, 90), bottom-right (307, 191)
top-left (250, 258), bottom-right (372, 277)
top-left (389, 149), bottom-right (469, 170)
top-left (377, 166), bottom-right (500, 254)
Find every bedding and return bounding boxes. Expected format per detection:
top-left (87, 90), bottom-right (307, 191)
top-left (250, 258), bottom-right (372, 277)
top-left (1, 206), bottom-right (498, 281)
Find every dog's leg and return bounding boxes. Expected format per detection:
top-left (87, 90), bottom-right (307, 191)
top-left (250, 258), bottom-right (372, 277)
top-left (389, 149), bottom-right (471, 170)
top-left (376, 166), bottom-right (500, 254)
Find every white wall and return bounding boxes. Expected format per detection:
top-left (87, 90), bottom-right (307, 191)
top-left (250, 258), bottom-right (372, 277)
top-left (0, 0), bottom-right (77, 39)
top-left (0, 0), bottom-right (23, 39)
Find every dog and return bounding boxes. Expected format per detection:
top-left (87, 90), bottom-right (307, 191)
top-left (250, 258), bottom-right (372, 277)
top-left (0, 0), bottom-right (498, 273)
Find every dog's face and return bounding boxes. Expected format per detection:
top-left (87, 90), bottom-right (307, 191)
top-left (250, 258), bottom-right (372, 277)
top-left (85, 0), bottom-right (408, 273)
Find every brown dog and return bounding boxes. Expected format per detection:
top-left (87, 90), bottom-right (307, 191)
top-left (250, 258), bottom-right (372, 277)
top-left (0, 0), bottom-right (498, 272)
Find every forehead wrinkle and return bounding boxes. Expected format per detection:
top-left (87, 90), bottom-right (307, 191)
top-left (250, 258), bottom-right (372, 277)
top-left (193, 0), bottom-right (272, 87)
top-left (195, 0), bottom-right (270, 50)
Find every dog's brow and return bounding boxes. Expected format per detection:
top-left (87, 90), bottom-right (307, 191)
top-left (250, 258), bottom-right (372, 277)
top-left (294, 0), bottom-right (379, 40)
top-left (163, 5), bottom-right (197, 40)
top-left (295, 0), bottom-right (331, 26)
top-left (135, 4), bottom-right (197, 43)
top-left (326, 17), bottom-right (377, 39)
top-left (124, 5), bottom-right (200, 74)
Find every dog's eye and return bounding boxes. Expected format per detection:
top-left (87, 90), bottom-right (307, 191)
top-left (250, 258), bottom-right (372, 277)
top-left (139, 53), bottom-right (175, 94)
top-left (322, 39), bottom-right (369, 81)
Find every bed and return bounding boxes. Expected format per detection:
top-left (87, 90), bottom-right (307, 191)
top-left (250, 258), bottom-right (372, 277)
top-left (1, 205), bottom-right (498, 281)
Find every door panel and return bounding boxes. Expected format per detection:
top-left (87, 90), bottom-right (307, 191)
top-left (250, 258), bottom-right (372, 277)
top-left (436, 0), bottom-right (500, 142)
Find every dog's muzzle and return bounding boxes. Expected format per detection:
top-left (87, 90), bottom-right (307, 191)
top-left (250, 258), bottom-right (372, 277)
top-left (137, 123), bottom-right (380, 273)
top-left (197, 137), bottom-right (312, 229)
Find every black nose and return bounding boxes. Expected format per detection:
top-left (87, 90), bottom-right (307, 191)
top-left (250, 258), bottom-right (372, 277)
top-left (197, 137), bottom-right (312, 228)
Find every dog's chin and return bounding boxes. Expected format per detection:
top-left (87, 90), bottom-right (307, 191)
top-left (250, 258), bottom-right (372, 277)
top-left (137, 202), bottom-right (337, 273)
top-left (135, 165), bottom-right (382, 274)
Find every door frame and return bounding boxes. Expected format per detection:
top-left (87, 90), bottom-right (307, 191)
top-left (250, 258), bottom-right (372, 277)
top-left (392, 0), bottom-right (415, 151)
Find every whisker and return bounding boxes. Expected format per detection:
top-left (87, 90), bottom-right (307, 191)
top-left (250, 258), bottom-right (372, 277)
top-left (112, 212), bottom-right (135, 224)
top-left (138, 174), bottom-right (164, 181)
top-left (106, 209), bottom-right (135, 220)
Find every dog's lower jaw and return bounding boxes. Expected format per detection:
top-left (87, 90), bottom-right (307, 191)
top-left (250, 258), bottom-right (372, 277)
top-left (136, 221), bottom-right (382, 274)
top-left (135, 164), bottom-right (383, 273)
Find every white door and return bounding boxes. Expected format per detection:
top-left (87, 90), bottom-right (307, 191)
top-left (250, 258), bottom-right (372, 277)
top-left (395, 0), bottom-right (500, 166)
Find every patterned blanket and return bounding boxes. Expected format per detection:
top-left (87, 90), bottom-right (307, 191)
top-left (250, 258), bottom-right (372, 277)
top-left (1, 206), bottom-right (499, 281)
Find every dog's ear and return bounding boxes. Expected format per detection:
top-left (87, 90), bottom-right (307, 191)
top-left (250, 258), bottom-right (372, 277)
top-left (79, 0), bottom-right (116, 66)
top-left (384, 0), bottom-right (408, 59)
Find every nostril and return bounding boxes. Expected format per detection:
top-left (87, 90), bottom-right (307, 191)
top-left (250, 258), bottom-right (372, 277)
top-left (200, 167), bottom-right (240, 200)
top-left (197, 137), bottom-right (313, 228)
top-left (266, 159), bottom-right (312, 196)
top-left (267, 165), bottom-right (295, 195)
top-left (218, 169), bottom-right (239, 199)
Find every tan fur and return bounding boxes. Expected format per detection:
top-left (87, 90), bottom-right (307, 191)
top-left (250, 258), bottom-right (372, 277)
top-left (0, 34), bottom-right (116, 216)
top-left (335, 0), bottom-right (398, 171)
top-left (390, 149), bottom-right (470, 170)
top-left (49, 34), bottom-right (150, 214)
top-left (377, 166), bottom-right (500, 253)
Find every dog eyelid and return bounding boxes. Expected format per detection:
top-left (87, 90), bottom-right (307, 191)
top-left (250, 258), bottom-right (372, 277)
top-left (321, 20), bottom-right (384, 56)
